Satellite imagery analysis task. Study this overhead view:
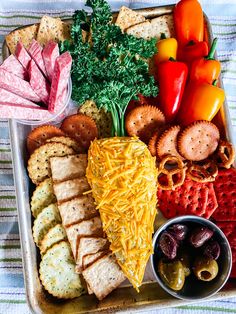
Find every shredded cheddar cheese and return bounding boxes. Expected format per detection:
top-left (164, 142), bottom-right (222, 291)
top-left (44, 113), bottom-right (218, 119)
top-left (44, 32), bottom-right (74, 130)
top-left (86, 137), bottom-right (158, 291)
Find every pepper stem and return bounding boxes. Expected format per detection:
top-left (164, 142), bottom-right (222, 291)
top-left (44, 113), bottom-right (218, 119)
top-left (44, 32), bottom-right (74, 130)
top-left (213, 79), bottom-right (218, 86)
top-left (206, 38), bottom-right (218, 60)
top-left (160, 33), bottom-right (166, 40)
top-left (169, 57), bottom-right (176, 62)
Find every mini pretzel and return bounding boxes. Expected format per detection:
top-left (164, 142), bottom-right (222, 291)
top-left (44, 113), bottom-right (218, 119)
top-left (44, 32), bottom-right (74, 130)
top-left (216, 140), bottom-right (235, 169)
top-left (157, 155), bottom-right (186, 190)
top-left (187, 160), bottom-right (218, 183)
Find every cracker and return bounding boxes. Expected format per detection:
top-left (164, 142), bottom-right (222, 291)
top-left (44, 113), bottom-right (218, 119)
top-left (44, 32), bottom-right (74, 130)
top-left (39, 241), bottom-right (85, 298)
top-left (148, 130), bottom-right (159, 157)
top-left (202, 182), bottom-right (218, 219)
top-left (27, 142), bottom-right (75, 185)
top-left (78, 100), bottom-right (112, 138)
top-left (61, 114), bottom-right (98, 152)
top-left (178, 121), bottom-right (220, 161)
top-left (53, 177), bottom-right (90, 204)
top-left (30, 178), bottom-right (56, 218)
top-left (125, 105), bottom-right (165, 143)
top-left (40, 223), bottom-right (67, 254)
top-left (212, 168), bottom-right (236, 221)
top-left (76, 236), bottom-right (109, 272)
top-left (50, 154), bottom-right (87, 183)
top-left (58, 195), bottom-right (98, 227)
top-left (33, 203), bottom-right (61, 246)
top-left (115, 6), bottom-right (145, 32)
top-left (65, 217), bottom-right (103, 258)
top-left (82, 251), bottom-right (108, 270)
top-left (82, 253), bottom-right (126, 300)
top-left (37, 16), bottom-right (71, 46)
top-left (27, 125), bottom-right (65, 155)
top-left (6, 24), bottom-right (39, 54)
top-left (217, 221), bottom-right (236, 249)
top-left (157, 125), bottom-right (183, 161)
top-left (126, 14), bottom-right (174, 40)
top-left (46, 136), bottom-right (81, 153)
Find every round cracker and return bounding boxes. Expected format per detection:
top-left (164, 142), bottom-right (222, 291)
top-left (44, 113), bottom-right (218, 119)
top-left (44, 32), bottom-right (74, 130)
top-left (178, 121), bottom-right (220, 161)
top-left (46, 136), bottom-right (82, 153)
top-left (39, 241), bottom-right (85, 299)
top-left (157, 125), bottom-right (183, 160)
top-left (27, 142), bottom-right (75, 185)
top-left (27, 125), bottom-right (65, 154)
top-left (78, 100), bottom-right (112, 138)
top-left (125, 105), bottom-right (165, 143)
top-left (61, 114), bottom-right (98, 152)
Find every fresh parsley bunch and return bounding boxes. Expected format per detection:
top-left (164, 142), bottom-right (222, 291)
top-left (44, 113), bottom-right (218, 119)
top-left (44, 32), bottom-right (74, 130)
top-left (61, 0), bottom-right (158, 136)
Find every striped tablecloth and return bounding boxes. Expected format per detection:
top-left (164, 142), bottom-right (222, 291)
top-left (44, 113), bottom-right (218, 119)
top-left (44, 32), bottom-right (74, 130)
top-left (0, 1), bottom-right (236, 313)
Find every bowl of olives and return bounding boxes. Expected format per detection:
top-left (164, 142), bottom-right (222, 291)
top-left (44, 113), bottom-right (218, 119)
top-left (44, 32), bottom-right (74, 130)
top-left (151, 215), bottom-right (232, 300)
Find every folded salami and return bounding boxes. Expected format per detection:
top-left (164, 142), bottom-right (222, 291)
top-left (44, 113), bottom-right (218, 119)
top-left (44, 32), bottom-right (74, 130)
top-left (0, 88), bottom-right (39, 108)
top-left (42, 41), bottom-right (59, 82)
top-left (0, 104), bottom-right (51, 119)
top-left (15, 41), bottom-right (31, 70)
top-left (1, 54), bottom-right (27, 80)
top-left (28, 39), bottom-right (48, 78)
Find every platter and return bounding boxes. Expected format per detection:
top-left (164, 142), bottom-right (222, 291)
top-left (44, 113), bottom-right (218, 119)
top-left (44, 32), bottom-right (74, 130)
top-left (4, 3), bottom-right (236, 314)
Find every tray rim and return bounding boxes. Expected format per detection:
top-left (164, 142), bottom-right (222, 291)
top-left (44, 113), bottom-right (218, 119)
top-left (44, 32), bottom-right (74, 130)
top-left (5, 4), bottom-right (236, 314)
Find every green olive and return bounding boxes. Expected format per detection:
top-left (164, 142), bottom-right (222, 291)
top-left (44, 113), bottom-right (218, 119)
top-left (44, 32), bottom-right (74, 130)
top-left (193, 257), bottom-right (219, 281)
top-left (158, 259), bottom-right (185, 291)
top-left (178, 249), bottom-right (191, 277)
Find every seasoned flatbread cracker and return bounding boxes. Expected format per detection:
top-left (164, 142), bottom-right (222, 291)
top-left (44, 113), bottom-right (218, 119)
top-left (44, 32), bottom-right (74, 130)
top-left (30, 178), bottom-right (56, 218)
top-left (126, 14), bottom-right (174, 40)
top-left (37, 15), bottom-right (70, 46)
top-left (33, 203), bottom-right (61, 247)
top-left (46, 136), bottom-right (81, 153)
top-left (40, 241), bottom-right (85, 299)
top-left (40, 224), bottom-right (67, 254)
top-left (82, 251), bottom-right (107, 270)
top-left (115, 6), bottom-right (145, 32)
top-left (6, 24), bottom-right (39, 54)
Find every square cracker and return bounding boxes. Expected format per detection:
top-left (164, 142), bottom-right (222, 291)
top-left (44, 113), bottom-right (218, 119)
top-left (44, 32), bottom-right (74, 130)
top-left (115, 6), bottom-right (145, 32)
top-left (37, 15), bottom-right (71, 46)
top-left (6, 24), bottom-right (39, 54)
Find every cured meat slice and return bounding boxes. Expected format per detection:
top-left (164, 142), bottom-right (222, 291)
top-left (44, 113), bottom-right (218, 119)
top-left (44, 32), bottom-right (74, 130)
top-left (0, 88), bottom-right (39, 108)
top-left (1, 54), bottom-right (27, 80)
top-left (28, 59), bottom-right (50, 105)
top-left (15, 41), bottom-right (31, 70)
top-left (0, 68), bottom-right (41, 103)
top-left (0, 105), bottom-right (51, 120)
top-left (42, 41), bottom-right (59, 82)
top-left (28, 39), bottom-right (48, 78)
top-left (48, 51), bottom-right (72, 112)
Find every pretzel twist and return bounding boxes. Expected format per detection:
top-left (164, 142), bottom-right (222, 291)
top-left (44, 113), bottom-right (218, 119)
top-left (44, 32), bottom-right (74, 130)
top-left (216, 140), bottom-right (235, 169)
top-left (187, 159), bottom-right (218, 183)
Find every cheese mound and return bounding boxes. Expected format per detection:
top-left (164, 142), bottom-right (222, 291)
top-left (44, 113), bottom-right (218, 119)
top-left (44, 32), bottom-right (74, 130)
top-left (86, 137), bottom-right (157, 290)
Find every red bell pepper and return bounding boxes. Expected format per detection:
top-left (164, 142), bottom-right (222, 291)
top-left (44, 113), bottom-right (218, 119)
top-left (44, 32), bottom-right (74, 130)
top-left (178, 41), bottom-right (209, 67)
top-left (155, 58), bottom-right (188, 123)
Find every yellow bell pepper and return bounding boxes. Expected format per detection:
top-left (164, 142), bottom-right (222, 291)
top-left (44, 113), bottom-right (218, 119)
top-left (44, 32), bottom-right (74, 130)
top-left (153, 34), bottom-right (178, 65)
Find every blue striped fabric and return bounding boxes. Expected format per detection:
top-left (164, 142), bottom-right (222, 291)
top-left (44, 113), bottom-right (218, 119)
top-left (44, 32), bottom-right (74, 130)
top-left (0, 1), bottom-right (235, 313)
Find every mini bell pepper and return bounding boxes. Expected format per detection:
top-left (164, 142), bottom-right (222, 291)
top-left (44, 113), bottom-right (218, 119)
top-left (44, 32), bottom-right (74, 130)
top-left (174, 0), bottom-right (204, 47)
top-left (178, 41), bottom-right (209, 67)
top-left (153, 33), bottom-right (178, 65)
top-left (155, 58), bottom-right (188, 123)
top-left (190, 38), bottom-right (221, 84)
top-left (177, 81), bottom-right (225, 126)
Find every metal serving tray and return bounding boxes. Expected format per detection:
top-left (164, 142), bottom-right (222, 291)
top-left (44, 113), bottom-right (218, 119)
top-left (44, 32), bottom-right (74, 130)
top-left (5, 4), bottom-right (236, 313)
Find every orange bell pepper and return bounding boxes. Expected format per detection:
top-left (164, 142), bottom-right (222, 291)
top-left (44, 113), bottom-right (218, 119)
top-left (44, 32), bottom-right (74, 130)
top-left (177, 82), bottom-right (225, 126)
top-left (174, 0), bottom-right (204, 47)
top-left (153, 33), bottom-right (178, 65)
top-left (190, 38), bottom-right (221, 84)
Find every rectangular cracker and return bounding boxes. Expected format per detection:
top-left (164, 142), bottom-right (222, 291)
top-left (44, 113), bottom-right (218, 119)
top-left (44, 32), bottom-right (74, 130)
top-left (53, 177), bottom-right (90, 204)
top-left (58, 195), bottom-right (98, 227)
top-left (50, 154), bottom-right (87, 183)
top-left (126, 14), bottom-right (174, 40)
top-left (65, 217), bottom-right (103, 258)
top-left (115, 6), bottom-right (145, 32)
top-left (76, 236), bottom-right (109, 272)
top-left (37, 15), bottom-right (71, 46)
top-left (82, 251), bottom-right (108, 270)
top-left (82, 253), bottom-right (126, 300)
top-left (5, 24), bottom-right (39, 54)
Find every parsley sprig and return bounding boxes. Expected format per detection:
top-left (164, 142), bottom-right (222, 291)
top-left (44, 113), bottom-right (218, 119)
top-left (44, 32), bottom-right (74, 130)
top-left (60, 0), bottom-right (158, 136)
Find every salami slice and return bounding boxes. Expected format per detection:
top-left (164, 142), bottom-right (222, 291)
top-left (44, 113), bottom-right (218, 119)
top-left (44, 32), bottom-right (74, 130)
top-left (28, 39), bottom-right (48, 78)
top-left (48, 51), bottom-right (72, 112)
top-left (0, 68), bottom-right (41, 103)
top-left (28, 59), bottom-right (50, 105)
top-left (1, 54), bottom-right (27, 80)
top-left (15, 41), bottom-right (31, 70)
top-left (42, 41), bottom-right (59, 82)
top-left (0, 104), bottom-right (52, 120)
top-left (0, 88), bottom-right (39, 108)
